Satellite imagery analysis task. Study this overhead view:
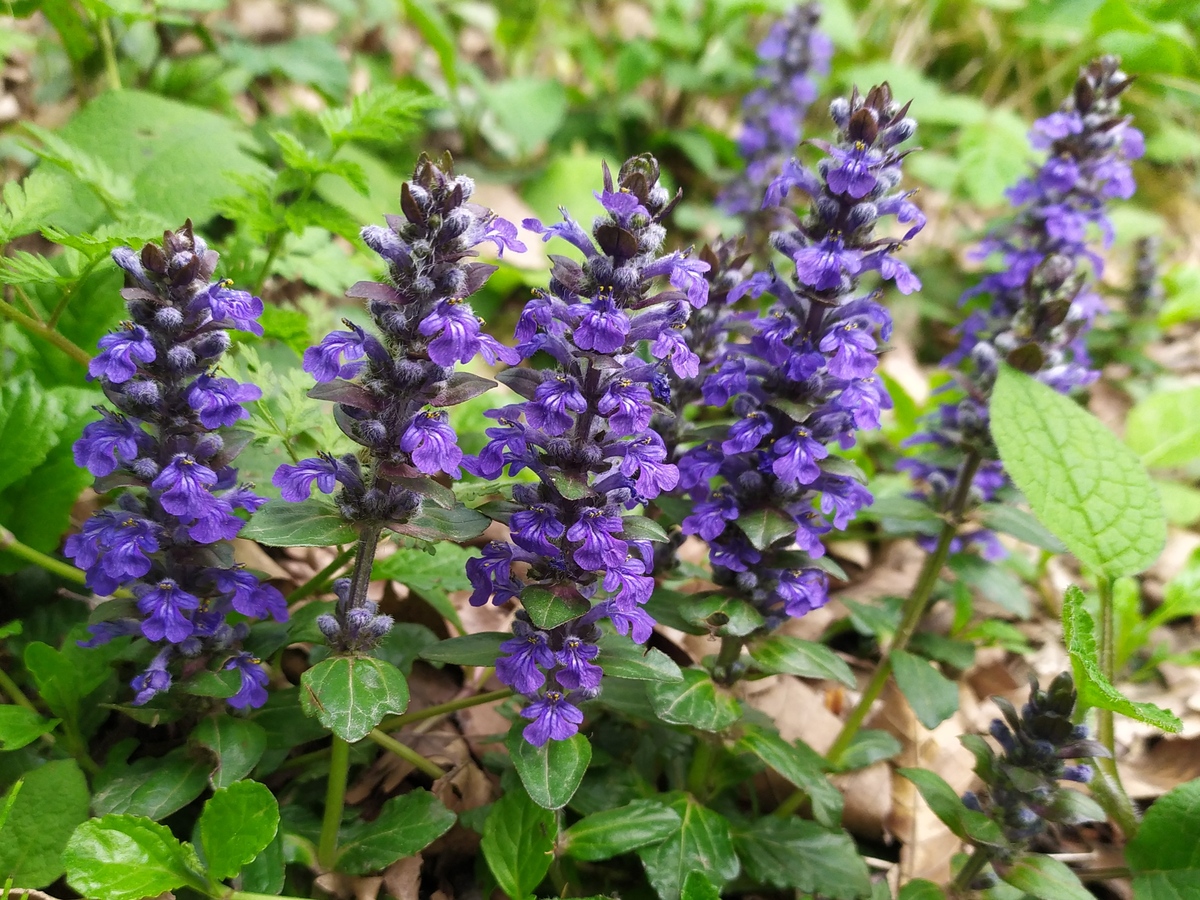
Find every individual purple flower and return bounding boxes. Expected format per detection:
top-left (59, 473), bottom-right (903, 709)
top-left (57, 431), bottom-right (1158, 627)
top-left (225, 653), bottom-right (270, 709)
top-left (527, 375), bottom-right (588, 436)
top-left (777, 569), bottom-right (828, 617)
top-left (511, 505), bottom-right (566, 556)
top-left (136, 579), bottom-right (200, 644)
top-left (521, 690), bottom-right (585, 747)
top-left (574, 300), bottom-right (631, 353)
top-left (89, 324), bottom-right (156, 383)
top-left (209, 567), bottom-right (287, 621)
top-left (597, 378), bottom-right (652, 436)
top-left (466, 542), bottom-right (521, 607)
top-left (200, 280), bottom-right (265, 336)
top-left (556, 634), bottom-right (602, 691)
top-left (131, 651), bottom-right (173, 706)
top-left (186, 375), bottom-right (261, 429)
top-left (670, 258), bottom-right (711, 308)
top-left (602, 556), bottom-right (654, 609)
top-left (682, 491), bottom-right (739, 542)
top-left (723, 411), bottom-right (775, 455)
top-left (651, 328), bottom-right (700, 379)
top-left (73, 411), bottom-right (148, 477)
top-left (98, 516), bottom-right (159, 581)
top-left (272, 455), bottom-right (341, 502)
top-left (419, 299), bottom-right (485, 365)
top-left (793, 237), bottom-right (860, 291)
top-left (772, 427), bottom-right (829, 485)
top-left (152, 454), bottom-right (218, 519)
top-left (496, 623), bottom-right (557, 694)
top-left (567, 508), bottom-right (627, 570)
top-left (400, 410), bottom-right (463, 477)
top-left (302, 324), bottom-right (367, 382)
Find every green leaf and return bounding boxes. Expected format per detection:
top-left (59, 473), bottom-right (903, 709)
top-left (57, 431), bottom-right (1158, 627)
top-left (508, 728), bottom-right (591, 810)
top-left (733, 817), bottom-right (871, 899)
top-left (949, 554), bottom-right (1031, 619)
top-left (521, 584), bottom-right (590, 629)
top-left (92, 749), bottom-right (209, 821)
top-left (336, 790), bottom-right (456, 876)
top-left (595, 632), bottom-right (683, 682)
top-left (42, 89), bottom-right (266, 233)
top-left (481, 786), bottom-right (555, 900)
top-left (647, 669), bottom-right (742, 732)
top-left (372, 544), bottom-right (478, 629)
top-left (898, 768), bottom-right (1004, 846)
top-left (679, 593), bottom-right (765, 637)
top-left (836, 729), bottom-right (902, 771)
top-left (954, 110), bottom-right (1034, 206)
top-left (638, 794), bottom-right (740, 900)
top-left (419, 632), bottom-right (509, 666)
top-left (0, 760), bottom-right (90, 888)
top-left (23, 638), bottom-right (116, 726)
top-left (199, 781), bottom-right (280, 881)
top-left (622, 514), bottom-right (670, 543)
top-left (746, 635), bottom-right (855, 686)
top-left (190, 716), bottom-right (268, 789)
top-left (736, 726), bottom-right (843, 828)
top-left (977, 503), bottom-right (1067, 552)
top-left (1125, 387), bottom-right (1200, 467)
top-left (1127, 777), bottom-right (1200, 900)
top-left (480, 78), bottom-right (567, 160)
top-left (1001, 855), bottom-right (1095, 900)
top-left (63, 815), bottom-right (201, 900)
top-left (0, 705), bottom-right (59, 751)
top-left (561, 799), bottom-right (682, 861)
top-left (899, 880), bottom-right (947, 900)
top-left (242, 498), bottom-right (358, 547)
top-left (681, 871), bottom-right (720, 900)
top-left (0, 372), bottom-right (66, 494)
top-left (1062, 585), bottom-right (1181, 732)
top-left (862, 494), bottom-right (944, 536)
top-left (391, 504), bottom-right (491, 543)
top-left (991, 365), bottom-right (1166, 577)
top-left (737, 507), bottom-right (799, 551)
top-left (402, 0), bottom-right (459, 89)
top-left (300, 656), bottom-right (410, 743)
top-left (890, 650), bottom-right (960, 729)
top-left (222, 35), bottom-right (349, 100)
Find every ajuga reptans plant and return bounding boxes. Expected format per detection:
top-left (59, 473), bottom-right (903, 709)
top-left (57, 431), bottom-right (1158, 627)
top-left (901, 56), bottom-right (1142, 558)
top-left (465, 154), bottom-right (711, 745)
top-left (67, 223), bottom-right (284, 708)
top-left (273, 152), bottom-right (523, 653)
top-left (680, 83), bottom-right (923, 651)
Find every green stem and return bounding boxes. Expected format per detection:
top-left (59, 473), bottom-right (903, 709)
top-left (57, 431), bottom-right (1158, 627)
top-left (286, 547), bottom-right (355, 604)
top-left (0, 304), bottom-right (92, 367)
top-left (0, 667), bottom-right (39, 714)
top-left (1091, 575), bottom-right (1140, 838)
top-left (97, 16), bottom-right (122, 91)
top-left (686, 736), bottom-right (716, 800)
top-left (377, 687), bottom-right (514, 731)
top-left (367, 729), bottom-right (445, 780)
top-left (317, 735), bottom-right (350, 870)
top-left (713, 635), bottom-right (744, 686)
top-left (949, 848), bottom-right (993, 898)
top-left (772, 783), bottom-right (808, 818)
top-left (47, 256), bottom-right (102, 328)
top-left (824, 450), bottom-right (983, 767)
top-left (0, 526), bottom-right (88, 584)
top-left (346, 527), bottom-right (381, 609)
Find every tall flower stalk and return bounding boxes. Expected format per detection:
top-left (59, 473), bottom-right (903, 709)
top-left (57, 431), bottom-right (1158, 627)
top-left (67, 222), bottom-right (283, 709)
top-left (273, 152), bottom-right (523, 653)
top-left (828, 57), bottom-right (1142, 765)
top-left (466, 154), bottom-right (710, 746)
top-left (681, 83), bottom-right (922, 680)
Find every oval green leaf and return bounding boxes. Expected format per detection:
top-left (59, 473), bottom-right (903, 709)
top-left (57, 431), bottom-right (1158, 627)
top-left (508, 728), bottom-right (592, 810)
top-left (199, 781), bottom-right (280, 881)
top-left (300, 656), bottom-right (410, 742)
top-left (647, 669), bottom-right (741, 732)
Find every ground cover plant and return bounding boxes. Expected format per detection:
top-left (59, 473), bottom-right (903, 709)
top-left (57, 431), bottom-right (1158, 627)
top-left (2, 1), bottom-right (1200, 899)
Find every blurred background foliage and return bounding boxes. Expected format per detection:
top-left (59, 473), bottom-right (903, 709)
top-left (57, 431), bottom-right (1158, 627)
top-left (2, 0), bottom-right (1199, 567)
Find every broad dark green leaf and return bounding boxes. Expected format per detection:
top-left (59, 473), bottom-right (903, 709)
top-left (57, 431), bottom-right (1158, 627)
top-left (419, 632), bottom-right (509, 666)
top-left (336, 790), bottom-right (456, 875)
top-left (898, 879), bottom-right (947, 900)
top-left (1127, 777), bottom-right (1200, 900)
top-left (521, 584), bottom-right (590, 630)
top-left (23, 638), bottom-right (114, 725)
top-left (747, 635), bottom-right (855, 686)
top-left (191, 716), bottom-right (268, 789)
top-left (241, 830), bottom-right (285, 896)
top-left (0, 759), bottom-right (90, 888)
top-left (508, 728), bottom-right (591, 810)
top-left (737, 726), bottom-right (842, 828)
top-left (64, 815), bottom-right (202, 900)
top-left (596, 632), bottom-right (683, 683)
top-left (0, 705), bottom-right (59, 750)
top-left (561, 799), bottom-right (682, 861)
top-left (647, 669), bottom-right (741, 732)
top-left (0, 369), bottom-right (67, 494)
top-left (372, 544), bottom-right (478, 630)
top-left (681, 871), bottom-right (720, 900)
top-left (637, 794), bottom-right (739, 900)
top-left (390, 505), bottom-right (491, 543)
top-left (949, 554), bottom-right (1031, 619)
top-left (991, 365), bottom-right (1166, 577)
top-left (199, 781), bottom-right (280, 881)
top-left (890, 650), bottom-right (960, 729)
top-left (621, 514), bottom-right (669, 543)
top-left (1062, 586), bottom-right (1181, 732)
top-left (977, 503), bottom-right (1066, 552)
top-left (898, 768), bottom-right (1004, 846)
top-left (737, 507), bottom-right (799, 551)
top-left (242, 498), bottom-right (358, 547)
top-left (300, 656), bottom-right (411, 742)
top-left (92, 749), bottom-right (209, 821)
top-left (835, 729), bottom-right (902, 771)
top-left (480, 786), bottom-right (555, 900)
top-left (733, 817), bottom-right (871, 899)
top-left (1001, 855), bottom-right (1094, 900)
top-left (679, 593), bottom-right (765, 637)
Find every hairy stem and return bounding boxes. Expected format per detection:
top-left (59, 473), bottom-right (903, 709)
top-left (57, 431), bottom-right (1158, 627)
top-left (317, 735), bottom-right (350, 870)
top-left (0, 303), bottom-right (92, 366)
top-left (949, 848), bottom-right (993, 898)
top-left (367, 728), bottom-right (445, 779)
top-left (1092, 575), bottom-right (1140, 838)
top-left (346, 527), bottom-right (382, 611)
top-left (0, 526), bottom-right (88, 585)
top-left (825, 450), bottom-right (983, 766)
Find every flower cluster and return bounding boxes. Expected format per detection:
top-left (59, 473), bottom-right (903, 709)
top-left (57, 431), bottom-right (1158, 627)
top-left (962, 673), bottom-right (1106, 860)
top-left (901, 56), bottom-right (1141, 556)
top-left (681, 83), bottom-right (922, 629)
top-left (721, 2), bottom-right (831, 220)
top-left (66, 223), bottom-right (283, 709)
top-left (273, 153), bottom-right (523, 652)
top-left (465, 155), bottom-right (710, 745)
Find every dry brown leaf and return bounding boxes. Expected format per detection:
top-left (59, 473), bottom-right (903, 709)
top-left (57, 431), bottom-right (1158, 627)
top-left (314, 873), bottom-right (383, 900)
top-left (381, 855), bottom-right (423, 900)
